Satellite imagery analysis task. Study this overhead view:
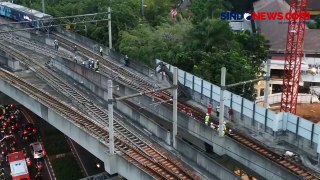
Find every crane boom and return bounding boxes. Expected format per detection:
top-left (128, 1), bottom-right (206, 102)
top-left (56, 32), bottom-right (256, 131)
top-left (280, 0), bottom-right (308, 114)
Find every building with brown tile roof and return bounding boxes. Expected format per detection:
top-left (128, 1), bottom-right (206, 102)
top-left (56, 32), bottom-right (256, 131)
top-left (254, 0), bottom-right (320, 54)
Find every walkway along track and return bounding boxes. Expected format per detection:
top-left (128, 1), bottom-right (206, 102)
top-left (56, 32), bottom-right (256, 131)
top-left (0, 40), bottom-right (200, 179)
top-left (52, 33), bottom-right (204, 120)
top-left (1, 31), bottom-right (318, 179)
top-left (51, 33), bottom-right (320, 179)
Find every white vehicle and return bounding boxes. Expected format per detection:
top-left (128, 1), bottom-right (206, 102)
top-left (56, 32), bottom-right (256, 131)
top-left (30, 142), bottom-right (46, 159)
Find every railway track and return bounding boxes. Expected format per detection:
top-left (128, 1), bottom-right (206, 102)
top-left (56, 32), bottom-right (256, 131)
top-left (0, 40), bottom-right (200, 179)
top-left (1, 29), bottom-right (319, 179)
top-left (229, 131), bottom-right (319, 180)
top-left (50, 33), bottom-right (320, 179)
top-left (51, 33), bottom-right (205, 120)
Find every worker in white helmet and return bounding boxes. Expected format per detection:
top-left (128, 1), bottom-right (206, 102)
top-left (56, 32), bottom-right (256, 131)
top-left (205, 113), bottom-right (210, 126)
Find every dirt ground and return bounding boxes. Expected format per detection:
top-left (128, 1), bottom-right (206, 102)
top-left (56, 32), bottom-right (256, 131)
top-left (271, 103), bottom-right (320, 123)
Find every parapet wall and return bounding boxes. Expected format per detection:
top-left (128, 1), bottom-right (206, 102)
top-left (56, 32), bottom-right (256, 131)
top-left (51, 57), bottom-right (301, 180)
top-left (155, 60), bottom-right (320, 156)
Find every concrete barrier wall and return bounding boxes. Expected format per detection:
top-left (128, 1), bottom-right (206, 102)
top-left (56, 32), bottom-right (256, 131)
top-left (115, 100), bottom-right (171, 145)
top-left (51, 58), bottom-right (171, 144)
top-left (175, 138), bottom-right (240, 180)
top-left (51, 58), bottom-right (301, 180)
top-left (156, 60), bottom-right (320, 155)
top-left (2, 22), bottom-right (319, 155)
top-left (256, 93), bottom-right (320, 104)
top-left (0, 78), bottom-right (153, 180)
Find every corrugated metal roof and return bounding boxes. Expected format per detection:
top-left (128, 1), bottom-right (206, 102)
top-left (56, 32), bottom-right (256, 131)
top-left (229, 20), bottom-right (252, 32)
top-left (0, 2), bottom-right (51, 18)
top-left (253, 0), bottom-right (320, 54)
top-left (308, 0), bottom-right (320, 11)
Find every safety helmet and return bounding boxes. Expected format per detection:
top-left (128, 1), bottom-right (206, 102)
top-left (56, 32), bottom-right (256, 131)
top-left (206, 113), bottom-right (209, 116)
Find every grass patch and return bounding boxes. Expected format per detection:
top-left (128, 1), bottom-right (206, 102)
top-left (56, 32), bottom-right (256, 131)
top-left (52, 155), bottom-right (84, 180)
top-left (37, 120), bottom-right (70, 155)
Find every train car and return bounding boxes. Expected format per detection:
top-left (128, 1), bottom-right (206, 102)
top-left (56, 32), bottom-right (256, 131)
top-left (0, 2), bottom-right (52, 30)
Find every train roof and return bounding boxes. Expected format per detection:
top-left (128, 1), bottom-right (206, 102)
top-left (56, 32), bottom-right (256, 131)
top-left (0, 2), bottom-right (52, 19)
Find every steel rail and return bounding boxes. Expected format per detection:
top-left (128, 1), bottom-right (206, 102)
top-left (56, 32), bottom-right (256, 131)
top-left (0, 69), bottom-right (197, 180)
top-left (50, 33), bottom-right (320, 179)
top-left (0, 40), bottom-right (199, 179)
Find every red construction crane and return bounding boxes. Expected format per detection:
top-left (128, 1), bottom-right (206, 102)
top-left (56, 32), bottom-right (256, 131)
top-left (280, 0), bottom-right (308, 114)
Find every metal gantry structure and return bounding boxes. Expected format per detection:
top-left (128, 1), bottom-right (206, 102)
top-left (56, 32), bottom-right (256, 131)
top-left (280, 0), bottom-right (308, 114)
top-left (0, 11), bottom-right (110, 33)
top-left (107, 67), bottom-right (179, 153)
top-left (0, 10), bottom-right (112, 52)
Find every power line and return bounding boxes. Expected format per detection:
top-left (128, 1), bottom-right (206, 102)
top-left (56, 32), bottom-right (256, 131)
top-left (0, 12), bottom-right (110, 33)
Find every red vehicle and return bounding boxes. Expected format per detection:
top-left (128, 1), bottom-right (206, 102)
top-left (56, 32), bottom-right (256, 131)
top-left (7, 151), bottom-right (30, 180)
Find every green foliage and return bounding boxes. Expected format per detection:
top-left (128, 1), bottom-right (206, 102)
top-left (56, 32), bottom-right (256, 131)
top-left (189, 0), bottom-right (232, 22)
top-left (315, 16), bottom-right (320, 28)
top-left (307, 16), bottom-right (320, 29)
top-left (119, 16), bottom-right (269, 99)
top-left (119, 18), bottom-right (193, 66)
top-left (52, 156), bottom-right (84, 180)
top-left (38, 120), bottom-right (70, 155)
top-left (15, 0), bottom-right (269, 99)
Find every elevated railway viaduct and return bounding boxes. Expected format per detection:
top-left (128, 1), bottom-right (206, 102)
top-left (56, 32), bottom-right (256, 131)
top-left (0, 22), bottom-right (319, 180)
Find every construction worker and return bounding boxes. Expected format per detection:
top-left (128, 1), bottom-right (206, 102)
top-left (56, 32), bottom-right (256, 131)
top-left (124, 55), bottom-right (129, 66)
top-left (74, 45), bottom-right (77, 54)
top-left (96, 60), bottom-right (100, 71)
top-left (216, 105), bottom-right (220, 117)
top-left (228, 129), bottom-right (234, 137)
top-left (88, 58), bottom-right (92, 68)
top-left (54, 39), bottom-right (59, 50)
top-left (223, 122), bottom-right (227, 136)
top-left (187, 110), bottom-right (193, 117)
top-left (228, 109), bottom-right (234, 121)
top-left (100, 46), bottom-right (103, 56)
top-left (205, 113), bottom-right (210, 126)
top-left (90, 59), bottom-right (94, 69)
top-left (210, 122), bottom-right (215, 129)
top-left (93, 60), bottom-right (99, 71)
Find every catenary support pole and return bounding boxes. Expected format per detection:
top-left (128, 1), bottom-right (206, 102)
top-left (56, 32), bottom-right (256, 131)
top-left (108, 7), bottom-right (112, 52)
top-left (173, 67), bottom-right (178, 148)
top-left (219, 67), bottom-right (226, 137)
top-left (42, 0), bottom-right (45, 13)
top-left (107, 80), bottom-right (115, 155)
top-left (264, 58), bottom-right (271, 108)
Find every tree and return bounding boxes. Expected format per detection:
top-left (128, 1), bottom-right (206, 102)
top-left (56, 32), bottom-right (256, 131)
top-left (189, 0), bottom-right (232, 23)
top-left (184, 19), bottom-right (269, 100)
top-left (187, 18), bottom-right (236, 52)
top-left (119, 18), bottom-right (193, 66)
top-left (15, 0), bottom-right (269, 100)
top-left (143, 0), bottom-right (177, 26)
top-left (118, 24), bottom-right (157, 65)
top-left (315, 15), bottom-right (320, 29)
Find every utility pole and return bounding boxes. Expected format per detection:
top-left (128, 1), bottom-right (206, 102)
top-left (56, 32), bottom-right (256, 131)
top-left (264, 58), bottom-right (271, 108)
top-left (41, 0), bottom-right (45, 13)
top-left (107, 80), bottom-right (115, 155)
top-left (173, 67), bottom-right (178, 148)
top-left (219, 67), bottom-right (226, 137)
top-left (108, 7), bottom-right (112, 52)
